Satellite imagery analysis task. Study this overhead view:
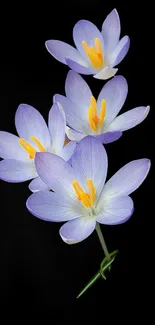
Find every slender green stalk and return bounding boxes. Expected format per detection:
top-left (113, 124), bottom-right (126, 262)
top-left (96, 223), bottom-right (110, 261)
top-left (76, 254), bottom-right (117, 299)
top-left (77, 271), bottom-right (101, 299)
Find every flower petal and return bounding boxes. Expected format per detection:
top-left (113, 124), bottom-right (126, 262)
top-left (59, 141), bottom-right (77, 161)
top-left (110, 36), bottom-right (130, 66)
top-left (97, 196), bottom-right (133, 225)
top-left (0, 131), bottom-right (28, 161)
top-left (15, 104), bottom-right (51, 149)
top-left (45, 40), bottom-right (85, 64)
top-left (101, 159), bottom-right (151, 198)
top-left (66, 127), bottom-right (85, 142)
top-left (97, 75), bottom-right (128, 126)
top-left (93, 66), bottom-right (118, 80)
top-left (65, 71), bottom-right (92, 118)
top-left (35, 152), bottom-right (75, 199)
top-left (59, 217), bottom-right (96, 244)
top-left (48, 103), bottom-right (66, 154)
top-left (29, 176), bottom-right (49, 192)
top-left (71, 136), bottom-right (108, 200)
top-left (45, 40), bottom-right (86, 65)
top-left (73, 20), bottom-right (104, 63)
top-left (26, 191), bottom-right (82, 222)
top-left (65, 58), bottom-right (93, 74)
top-left (105, 106), bottom-right (150, 132)
top-left (94, 131), bottom-right (122, 143)
top-left (102, 9), bottom-right (120, 54)
top-left (54, 95), bottom-right (88, 133)
top-left (0, 159), bottom-right (37, 182)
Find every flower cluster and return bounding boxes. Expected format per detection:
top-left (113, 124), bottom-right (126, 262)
top-left (0, 8), bottom-right (151, 290)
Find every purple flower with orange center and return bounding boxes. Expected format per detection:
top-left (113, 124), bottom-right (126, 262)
top-left (0, 103), bottom-right (76, 192)
top-left (26, 136), bottom-right (150, 244)
top-left (54, 71), bottom-right (150, 144)
top-left (45, 9), bottom-right (130, 80)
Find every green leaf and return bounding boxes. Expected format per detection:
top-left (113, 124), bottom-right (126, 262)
top-left (76, 249), bottom-right (119, 299)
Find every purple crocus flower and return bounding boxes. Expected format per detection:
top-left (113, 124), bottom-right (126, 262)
top-left (0, 103), bottom-right (76, 192)
top-left (27, 136), bottom-right (150, 244)
top-left (45, 9), bottom-right (130, 80)
top-left (54, 71), bottom-right (150, 144)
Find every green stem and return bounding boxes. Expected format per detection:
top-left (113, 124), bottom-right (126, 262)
top-left (96, 223), bottom-right (110, 261)
top-left (76, 255), bottom-right (116, 299)
top-left (77, 271), bottom-right (101, 299)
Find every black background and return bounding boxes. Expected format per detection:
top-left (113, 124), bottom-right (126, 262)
top-left (0, 0), bottom-right (153, 314)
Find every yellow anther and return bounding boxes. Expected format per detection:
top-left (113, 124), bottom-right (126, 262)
top-left (30, 136), bottom-right (45, 152)
top-left (88, 105), bottom-right (97, 131)
top-left (72, 180), bottom-right (84, 200)
top-left (87, 179), bottom-right (96, 205)
top-left (82, 38), bottom-right (104, 69)
top-left (88, 96), bottom-right (106, 132)
top-left (19, 138), bottom-right (36, 159)
top-left (64, 137), bottom-right (70, 146)
top-left (99, 100), bottom-right (106, 128)
top-left (88, 96), bottom-right (98, 131)
top-left (79, 192), bottom-right (91, 208)
top-left (90, 96), bottom-right (97, 116)
top-left (95, 38), bottom-right (103, 57)
top-left (72, 179), bottom-right (96, 208)
top-left (19, 136), bottom-right (46, 159)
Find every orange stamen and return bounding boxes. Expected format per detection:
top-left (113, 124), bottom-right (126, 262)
top-left (72, 179), bottom-right (96, 208)
top-left (82, 38), bottom-right (104, 69)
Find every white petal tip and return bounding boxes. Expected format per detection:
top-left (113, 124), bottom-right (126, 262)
top-left (45, 40), bottom-right (51, 51)
top-left (146, 105), bottom-right (150, 113)
top-left (141, 158), bottom-right (151, 175)
top-left (146, 158), bottom-right (151, 167)
top-left (143, 105), bottom-right (150, 119)
top-left (59, 232), bottom-right (76, 245)
top-left (112, 8), bottom-right (119, 15)
top-left (93, 68), bottom-right (118, 80)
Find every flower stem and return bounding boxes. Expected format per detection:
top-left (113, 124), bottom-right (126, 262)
top-left (96, 222), bottom-right (110, 261)
top-left (76, 253), bottom-right (118, 299)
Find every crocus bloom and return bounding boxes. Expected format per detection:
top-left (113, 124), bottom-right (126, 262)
top-left (27, 136), bottom-right (150, 244)
top-left (0, 103), bottom-right (76, 192)
top-left (54, 71), bottom-right (150, 144)
top-left (45, 9), bottom-right (130, 80)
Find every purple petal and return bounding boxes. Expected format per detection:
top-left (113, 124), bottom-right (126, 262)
top-left (102, 9), bottom-right (120, 54)
top-left (65, 58), bottom-right (93, 74)
top-left (102, 159), bottom-right (151, 197)
top-left (110, 36), bottom-right (130, 66)
top-left (26, 191), bottom-right (81, 222)
top-left (15, 104), bottom-right (51, 149)
top-left (0, 131), bottom-right (28, 160)
top-left (29, 176), bottom-right (49, 192)
top-left (0, 159), bottom-right (37, 182)
top-left (71, 136), bottom-right (108, 200)
top-left (59, 217), bottom-right (96, 244)
top-left (45, 40), bottom-right (86, 65)
top-left (59, 141), bottom-right (77, 161)
top-left (97, 75), bottom-right (128, 126)
top-left (65, 71), bottom-right (92, 117)
top-left (105, 106), bottom-right (150, 132)
top-left (73, 20), bottom-right (104, 64)
top-left (94, 131), bottom-right (122, 143)
top-left (66, 127), bottom-right (85, 142)
top-left (48, 103), bottom-right (66, 154)
top-left (35, 152), bottom-right (75, 199)
top-left (54, 94), bottom-right (88, 133)
top-left (93, 66), bottom-right (118, 80)
top-left (97, 196), bottom-right (134, 225)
